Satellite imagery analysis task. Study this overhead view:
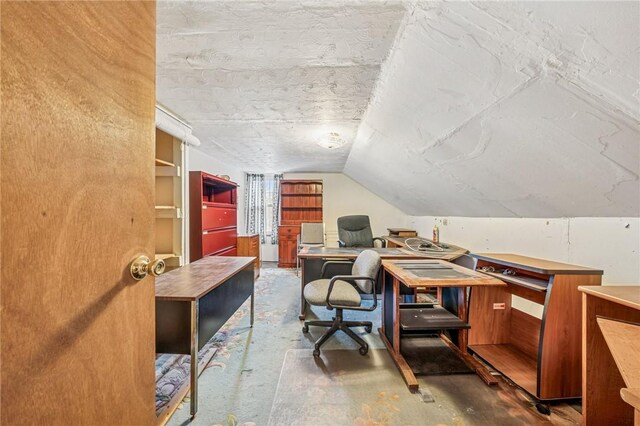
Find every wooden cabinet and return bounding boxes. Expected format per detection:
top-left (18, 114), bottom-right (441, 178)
top-left (155, 129), bottom-right (185, 271)
top-left (277, 226), bottom-right (299, 268)
top-left (278, 180), bottom-right (323, 268)
top-left (189, 171), bottom-right (238, 262)
top-left (467, 253), bottom-right (603, 401)
top-left (238, 234), bottom-right (261, 280)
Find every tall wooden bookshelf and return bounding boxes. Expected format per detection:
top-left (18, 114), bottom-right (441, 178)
top-left (278, 180), bottom-right (323, 267)
top-left (155, 129), bottom-right (184, 271)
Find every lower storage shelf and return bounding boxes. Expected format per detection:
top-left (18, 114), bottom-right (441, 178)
top-left (468, 343), bottom-right (538, 396)
top-left (400, 306), bottom-right (470, 332)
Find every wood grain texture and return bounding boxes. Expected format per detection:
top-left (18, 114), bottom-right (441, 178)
top-left (468, 286), bottom-right (512, 345)
top-left (510, 309), bottom-right (541, 360)
top-left (237, 234), bottom-right (261, 279)
top-left (582, 291), bottom-right (640, 425)
top-left (298, 246), bottom-right (416, 259)
top-left (383, 260), bottom-right (505, 288)
top-left (1, 2), bottom-right (156, 424)
top-left (473, 253), bottom-right (603, 275)
top-left (597, 318), bottom-right (640, 388)
top-left (539, 274), bottom-right (602, 399)
top-left (579, 285), bottom-right (640, 310)
top-left (470, 344), bottom-right (538, 396)
top-left (155, 256), bottom-right (254, 301)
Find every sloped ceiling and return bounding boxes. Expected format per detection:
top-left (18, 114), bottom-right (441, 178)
top-left (157, 1), bottom-right (640, 218)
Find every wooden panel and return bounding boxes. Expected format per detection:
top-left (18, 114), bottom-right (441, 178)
top-left (580, 285), bottom-right (640, 310)
top-left (469, 344), bottom-right (538, 396)
top-left (468, 286), bottom-right (512, 345)
top-left (238, 234), bottom-right (260, 279)
top-left (539, 274), bottom-right (602, 399)
top-left (509, 309), bottom-right (541, 359)
top-left (473, 253), bottom-right (603, 275)
top-left (582, 292), bottom-right (640, 425)
top-left (155, 256), bottom-right (254, 301)
top-left (598, 317), bottom-right (640, 388)
top-left (1, 2), bottom-right (156, 424)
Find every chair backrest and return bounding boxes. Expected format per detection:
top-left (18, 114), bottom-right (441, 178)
top-left (337, 215), bottom-right (374, 247)
top-left (300, 223), bottom-right (324, 244)
top-left (452, 254), bottom-right (477, 270)
top-left (351, 249), bottom-right (381, 293)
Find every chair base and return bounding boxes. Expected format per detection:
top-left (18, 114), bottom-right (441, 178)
top-left (302, 309), bottom-right (372, 357)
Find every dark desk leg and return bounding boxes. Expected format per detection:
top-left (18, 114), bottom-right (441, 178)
top-left (250, 288), bottom-right (255, 327)
top-left (299, 259), bottom-right (307, 320)
top-left (190, 300), bottom-right (199, 418)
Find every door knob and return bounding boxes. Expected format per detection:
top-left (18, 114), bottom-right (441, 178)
top-left (130, 255), bottom-right (165, 280)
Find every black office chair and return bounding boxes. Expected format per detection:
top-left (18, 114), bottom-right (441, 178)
top-left (336, 215), bottom-right (386, 248)
top-left (302, 249), bottom-right (382, 357)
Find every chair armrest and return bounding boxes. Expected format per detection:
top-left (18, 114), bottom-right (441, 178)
top-left (373, 237), bottom-right (386, 248)
top-left (326, 275), bottom-right (378, 311)
top-left (320, 260), bottom-right (353, 278)
top-left (338, 239), bottom-right (346, 247)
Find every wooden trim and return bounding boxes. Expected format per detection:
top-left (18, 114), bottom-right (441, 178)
top-left (378, 328), bottom-right (418, 392)
top-left (473, 253), bottom-right (603, 275)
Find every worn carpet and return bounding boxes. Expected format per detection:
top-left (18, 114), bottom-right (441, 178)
top-left (164, 263), bottom-right (581, 426)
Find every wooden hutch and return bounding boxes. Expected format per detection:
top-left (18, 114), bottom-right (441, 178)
top-left (189, 171), bottom-right (239, 262)
top-left (277, 180), bottom-right (323, 267)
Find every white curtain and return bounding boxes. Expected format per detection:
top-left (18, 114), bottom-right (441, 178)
top-left (271, 174), bottom-right (283, 244)
top-left (244, 173), bottom-right (266, 243)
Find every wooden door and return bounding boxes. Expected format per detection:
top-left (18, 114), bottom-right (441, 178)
top-left (1, 3), bottom-right (156, 425)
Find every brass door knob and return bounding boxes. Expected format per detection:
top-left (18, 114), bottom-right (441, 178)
top-left (130, 255), bottom-right (166, 280)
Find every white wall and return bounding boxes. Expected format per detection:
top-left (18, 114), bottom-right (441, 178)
top-left (408, 215), bottom-right (640, 317)
top-left (258, 172), bottom-right (408, 261)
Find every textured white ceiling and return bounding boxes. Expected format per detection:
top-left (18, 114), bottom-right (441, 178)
top-left (158, 1), bottom-right (640, 217)
top-left (157, 0), bottom-right (405, 172)
top-left (344, 1), bottom-right (640, 217)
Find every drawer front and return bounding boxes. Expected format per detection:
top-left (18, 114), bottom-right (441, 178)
top-left (278, 225), bottom-right (299, 238)
top-left (203, 228), bottom-right (237, 255)
top-left (202, 206), bottom-right (236, 230)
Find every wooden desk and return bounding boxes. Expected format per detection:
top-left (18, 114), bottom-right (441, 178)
top-left (381, 259), bottom-right (504, 391)
top-left (298, 247), bottom-right (435, 320)
top-left (468, 253), bottom-right (602, 403)
top-left (383, 236), bottom-right (468, 261)
top-left (579, 285), bottom-right (640, 426)
top-left (155, 256), bottom-right (255, 418)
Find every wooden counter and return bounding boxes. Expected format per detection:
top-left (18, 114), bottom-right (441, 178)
top-left (579, 285), bottom-right (640, 426)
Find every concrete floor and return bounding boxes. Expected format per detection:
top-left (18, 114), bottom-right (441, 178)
top-left (166, 263), bottom-right (580, 426)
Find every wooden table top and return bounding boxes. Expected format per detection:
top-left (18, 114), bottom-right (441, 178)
top-left (473, 253), bottom-right (603, 275)
top-left (382, 236), bottom-right (468, 260)
top-left (298, 246), bottom-right (465, 261)
top-left (382, 259), bottom-right (505, 288)
top-left (155, 256), bottom-right (255, 301)
top-left (579, 285), bottom-right (640, 311)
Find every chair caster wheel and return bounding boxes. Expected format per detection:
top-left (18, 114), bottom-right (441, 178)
top-left (302, 325), bottom-right (309, 333)
top-left (359, 345), bottom-right (369, 356)
top-left (313, 348), bottom-right (320, 357)
top-left (535, 403), bottom-right (551, 415)
top-left (364, 325), bottom-right (372, 333)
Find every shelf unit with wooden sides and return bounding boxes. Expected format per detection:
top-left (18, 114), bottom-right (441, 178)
top-left (155, 128), bottom-right (185, 271)
top-left (278, 180), bottom-right (323, 268)
top-left (237, 234), bottom-right (261, 280)
top-left (189, 171), bottom-right (238, 262)
top-left (467, 253), bottom-right (603, 403)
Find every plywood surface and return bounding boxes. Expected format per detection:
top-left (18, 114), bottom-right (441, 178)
top-left (598, 317), bottom-right (640, 388)
top-left (155, 256), bottom-right (254, 300)
top-left (474, 253), bottom-right (603, 275)
top-left (579, 285), bottom-right (640, 311)
top-left (1, 2), bottom-right (156, 424)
